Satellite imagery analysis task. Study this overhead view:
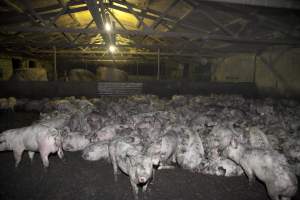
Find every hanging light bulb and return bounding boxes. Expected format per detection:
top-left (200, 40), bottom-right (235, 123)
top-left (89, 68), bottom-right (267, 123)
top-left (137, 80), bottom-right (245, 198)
top-left (105, 22), bottom-right (111, 32)
top-left (109, 45), bottom-right (116, 53)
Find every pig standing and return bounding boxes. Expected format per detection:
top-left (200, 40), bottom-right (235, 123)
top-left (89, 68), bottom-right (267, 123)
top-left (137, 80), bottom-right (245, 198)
top-left (109, 136), bottom-right (155, 200)
top-left (0, 124), bottom-right (64, 167)
top-left (223, 139), bottom-right (298, 200)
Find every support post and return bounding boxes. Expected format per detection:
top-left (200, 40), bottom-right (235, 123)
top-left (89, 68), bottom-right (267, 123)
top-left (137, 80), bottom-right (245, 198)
top-left (252, 54), bottom-right (257, 83)
top-left (157, 48), bottom-right (160, 80)
top-left (136, 62), bottom-right (139, 80)
top-left (53, 46), bottom-right (57, 80)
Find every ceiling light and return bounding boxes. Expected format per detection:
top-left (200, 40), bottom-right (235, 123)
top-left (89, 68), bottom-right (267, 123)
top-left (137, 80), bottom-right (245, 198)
top-left (105, 22), bottom-right (111, 32)
top-left (109, 45), bottom-right (116, 53)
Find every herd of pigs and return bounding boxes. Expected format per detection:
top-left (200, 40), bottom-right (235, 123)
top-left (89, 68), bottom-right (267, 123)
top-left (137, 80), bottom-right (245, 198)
top-left (0, 95), bottom-right (299, 200)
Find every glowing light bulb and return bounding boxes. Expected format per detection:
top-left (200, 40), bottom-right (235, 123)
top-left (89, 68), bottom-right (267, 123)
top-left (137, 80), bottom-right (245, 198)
top-left (105, 23), bottom-right (111, 32)
top-left (109, 45), bottom-right (116, 53)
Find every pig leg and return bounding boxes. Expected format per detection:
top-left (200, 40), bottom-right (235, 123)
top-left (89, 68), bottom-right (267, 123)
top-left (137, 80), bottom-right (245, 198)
top-left (40, 152), bottom-right (50, 168)
top-left (240, 163), bottom-right (255, 185)
top-left (152, 169), bottom-right (156, 182)
top-left (28, 151), bottom-right (35, 162)
top-left (112, 160), bottom-right (119, 182)
top-left (57, 148), bottom-right (64, 160)
top-left (13, 149), bottom-right (24, 167)
top-left (130, 180), bottom-right (139, 200)
top-left (0, 142), bottom-right (7, 151)
top-left (109, 150), bottom-right (118, 182)
top-left (268, 193), bottom-right (280, 200)
top-left (266, 185), bottom-right (280, 200)
top-left (39, 145), bottom-right (51, 168)
top-left (142, 183), bottom-right (150, 200)
top-left (142, 182), bottom-right (150, 193)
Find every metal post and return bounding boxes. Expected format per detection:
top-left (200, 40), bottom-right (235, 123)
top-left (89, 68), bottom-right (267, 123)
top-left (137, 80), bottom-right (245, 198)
top-left (53, 46), bottom-right (57, 80)
top-left (253, 54), bottom-right (257, 83)
top-left (157, 48), bottom-right (160, 80)
top-left (136, 62), bottom-right (139, 80)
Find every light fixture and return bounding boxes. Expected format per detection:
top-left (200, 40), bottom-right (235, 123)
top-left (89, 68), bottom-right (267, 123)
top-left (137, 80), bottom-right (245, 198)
top-left (105, 22), bottom-right (111, 32)
top-left (109, 45), bottom-right (116, 53)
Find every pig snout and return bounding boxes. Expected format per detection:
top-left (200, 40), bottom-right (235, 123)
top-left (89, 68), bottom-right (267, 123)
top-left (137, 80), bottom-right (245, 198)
top-left (139, 176), bottom-right (147, 183)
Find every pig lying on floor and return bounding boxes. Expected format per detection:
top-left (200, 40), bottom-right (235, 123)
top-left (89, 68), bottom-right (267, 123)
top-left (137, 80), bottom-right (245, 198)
top-left (0, 124), bottom-right (64, 167)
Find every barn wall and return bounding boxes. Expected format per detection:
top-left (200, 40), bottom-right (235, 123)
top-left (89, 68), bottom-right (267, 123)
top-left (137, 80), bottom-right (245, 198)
top-left (256, 48), bottom-right (300, 97)
top-left (212, 48), bottom-right (300, 98)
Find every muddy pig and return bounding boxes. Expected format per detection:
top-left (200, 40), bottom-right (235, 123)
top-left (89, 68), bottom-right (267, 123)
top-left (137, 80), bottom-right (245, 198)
top-left (0, 124), bottom-right (64, 167)
top-left (146, 130), bottom-right (179, 168)
top-left (82, 141), bottom-right (110, 161)
top-left (175, 126), bottom-right (205, 172)
top-left (62, 132), bottom-right (91, 152)
top-left (92, 124), bottom-right (131, 142)
top-left (223, 139), bottom-right (298, 200)
top-left (109, 136), bottom-right (156, 200)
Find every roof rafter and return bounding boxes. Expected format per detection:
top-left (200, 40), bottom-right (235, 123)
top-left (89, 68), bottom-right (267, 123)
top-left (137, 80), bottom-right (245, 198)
top-left (3, 26), bottom-right (300, 46)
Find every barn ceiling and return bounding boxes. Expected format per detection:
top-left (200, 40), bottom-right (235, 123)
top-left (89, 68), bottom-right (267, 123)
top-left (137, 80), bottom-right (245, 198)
top-left (0, 0), bottom-right (300, 62)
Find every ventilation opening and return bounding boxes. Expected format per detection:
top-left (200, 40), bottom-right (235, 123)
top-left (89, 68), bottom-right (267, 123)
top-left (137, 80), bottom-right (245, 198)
top-left (29, 60), bottom-right (36, 68)
top-left (12, 58), bottom-right (22, 70)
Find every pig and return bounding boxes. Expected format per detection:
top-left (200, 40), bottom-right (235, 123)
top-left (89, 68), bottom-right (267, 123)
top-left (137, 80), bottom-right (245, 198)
top-left (7, 97), bottom-right (17, 111)
top-left (50, 99), bottom-right (77, 113)
top-left (109, 136), bottom-right (156, 200)
top-left (174, 126), bottom-right (205, 172)
top-left (0, 124), bottom-right (64, 167)
top-left (62, 132), bottom-right (91, 152)
top-left (38, 113), bottom-right (70, 129)
top-left (0, 98), bottom-right (8, 109)
top-left (147, 130), bottom-right (179, 167)
top-left (249, 126), bottom-right (272, 149)
top-left (92, 124), bottom-right (131, 142)
top-left (25, 99), bottom-right (48, 112)
top-left (223, 139), bottom-right (298, 200)
top-left (82, 141), bottom-right (110, 161)
top-left (86, 111), bottom-right (103, 131)
top-left (68, 111), bottom-right (91, 134)
top-left (282, 136), bottom-right (300, 162)
top-left (203, 158), bottom-right (243, 176)
top-left (0, 97), bottom-right (16, 111)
